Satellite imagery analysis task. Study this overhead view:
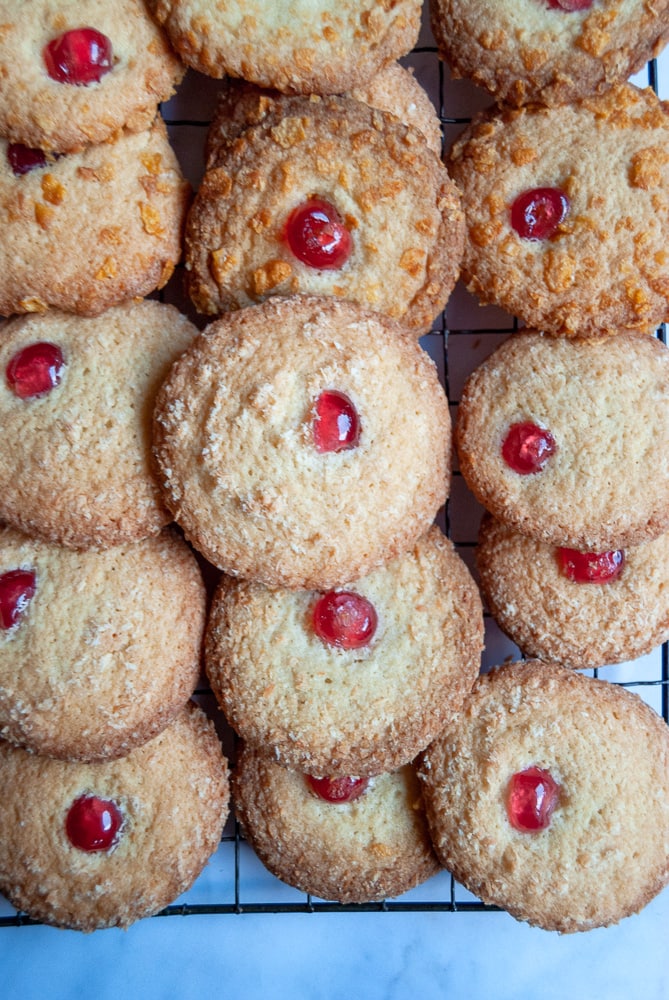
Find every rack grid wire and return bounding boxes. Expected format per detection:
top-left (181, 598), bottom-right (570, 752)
top-left (1, 18), bottom-right (668, 927)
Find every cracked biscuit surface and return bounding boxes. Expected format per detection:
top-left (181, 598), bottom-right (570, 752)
top-left (449, 84), bottom-right (669, 337)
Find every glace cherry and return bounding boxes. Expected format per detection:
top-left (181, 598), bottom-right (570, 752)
top-left (501, 421), bottom-right (556, 474)
top-left (0, 569), bottom-right (36, 631)
top-left (507, 767), bottom-right (560, 832)
top-left (306, 775), bottom-right (369, 803)
top-left (558, 547), bottom-right (625, 584)
top-left (547, 0), bottom-right (593, 9)
top-left (65, 794), bottom-right (123, 852)
top-left (7, 143), bottom-right (47, 176)
top-left (6, 342), bottom-right (65, 399)
top-left (44, 28), bottom-right (113, 86)
top-left (511, 187), bottom-right (570, 241)
top-left (285, 198), bottom-right (352, 269)
top-left (313, 390), bottom-right (360, 453)
top-left (312, 591), bottom-right (378, 649)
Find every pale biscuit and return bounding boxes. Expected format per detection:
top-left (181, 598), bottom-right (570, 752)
top-left (206, 527), bottom-right (483, 777)
top-left (148, 0), bottom-right (421, 93)
top-left (233, 744), bottom-right (441, 904)
top-left (0, 116), bottom-right (189, 317)
top-left (0, 526), bottom-right (206, 761)
top-left (0, 0), bottom-right (184, 153)
top-left (431, 0), bottom-right (669, 108)
top-left (0, 703), bottom-right (229, 931)
top-left (187, 94), bottom-right (463, 336)
top-left (449, 84), bottom-right (669, 337)
top-left (0, 300), bottom-right (198, 549)
top-left (153, 296), bottom-right (451, 589)
top-left (455, 331), bottom-right (669, 550)
top-left (420, 660), bottom-right (669, 932)
top-left (477, 514), bottom-right (669, 669)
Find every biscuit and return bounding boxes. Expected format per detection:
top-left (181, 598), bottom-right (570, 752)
top-left (455, 331), bottom-right (669, 550)
top-left (420, 660), bottom-right (669, 932)
top-left (148, 0), bottom-right (421, 94)
top-left (0, 526), bottom-right (205, 761)
top-left (431, 0), bottom-right (669, 108)
top-left (153, 295), bottom-right (451, 589)
top-left (477, 514), bottom-right (669, 670)
top-left (0, 300), bottom-right (198, 550)
top-left (0, 702), bottom-right (229, 931)
top-left (448, 84), bottom-right (669, 337)
top-left (0, 116), bottom-right (189, 317)
top-left (233, 744), bottom-right (441, 904)
top-left (0, 0), bottom-right (184, 153)
top-left (186, 94), bottom-right (463, 335)
top-left (205, 527), bottom-right (483, 777)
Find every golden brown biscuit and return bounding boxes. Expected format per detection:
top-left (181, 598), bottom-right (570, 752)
top-left (477, 514), bottom-right (669, 669)
top-left (186, 94), bottom-right (463, 336)
top-left (455, 331), bottom-right (669, 550)
top-left (153, 296), bottom-right (451, 589)
top-left (0, 703), bottom-right (229, 931)
top-left (233, 744), bottom-right (441, 903)
top-left (148, 0), bottom-right (421, 93)
top-left (0, 526), bottom-right (205, 761)
top-left (449, 84), bottom-right (669, 337)
top-left (206, 527), bottom-right (483, 777)
top-left (0, 300), bottom-right (199, 550)
top-left (420, 660), bottom-right (669, 932)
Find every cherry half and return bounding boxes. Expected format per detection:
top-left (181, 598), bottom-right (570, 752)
top-left (285, 198), bottom-right (352, 270)
top-left (65, 794), bottom-right (123, 852)
top-left (501, 421), bottom-right (556, 475)
top-left (507, 767), bottom-right (560, 832)
top-left (0, 569), bottom-right (36, 631)
top-left (306, 775), bottom-right (370, 803)
top-left (313, 390), bottom-right (360, 453)
top-left (7, 144), bottom-right (47, 176)
top-left (547, 0), bottom-right (593, 9)
top-left (511, 187), bottom-right (570, 241)
top-left (312, 591), bottom-right (378, 649)
top-left (44, 28), bottom-right (113, 86)
top-left (6, 342), bottom-right (65, 399)
top-left (558, 547), bottom-right (625, 584)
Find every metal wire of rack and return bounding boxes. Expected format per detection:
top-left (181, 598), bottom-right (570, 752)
top-left (1, 26), bottom-right (668, 928)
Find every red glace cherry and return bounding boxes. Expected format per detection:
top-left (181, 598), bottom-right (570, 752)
top-left (312, 591), bottom-right (378, 649)
top-left (558, 547), bottom-right (625, 584)
top-left (6, 342), bottom-right (65, 399)
top-left (0, 569), bottom-right (36, 631)
top-left (507, 767), bottom-right (560, 832)
top-left (313, 390), bottom-right (360, 453)
top-left (548, 0), bottom-right (593, 9)
top-left (306, 775), bottom-right (370, 803)
top-left (501, 421), bottom-right (556, 474)
top-left (285, 198), bottom-right (352, 269)
top-left (44, 28), bottom-right (113, 86)
top-left (65, 794), bottom-right (123, 852)
top-left (7, 143), bottom-right (47, 176)
top-left (511, 187), bottom-right (570, 241)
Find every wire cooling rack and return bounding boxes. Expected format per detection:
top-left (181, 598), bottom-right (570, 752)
top-left (1, 15), bottom-right (668, 927)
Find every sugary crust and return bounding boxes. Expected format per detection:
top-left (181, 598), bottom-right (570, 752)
top-left (186, 94), bottom-right (463, 336)
top-left (449, 84), bottom-right (669, 337)
top-left (0, 703), bottom-right (229, 931)
top-left (148, 0), bottom-right (421, 93)
top-left (233, 744), bottom-right (441, 903)
top-left (153, 296), bottom-right (451, 589)
top-left (0, 0), bottom-right (184, 153)
top-left (420, 660), bottom-right (669, 932)
top-left (205, 527), bottom-right (483, 777)
top-left (0, 116), bottom-right (189, 317)
top-left (348, 62), bottom-right (443, 156)
top-left (0, 300), bottom-right (198, 550)
top-left (477, 514), bottom-right (669, 669)
top-left (431, 0), bottom-right (669, 108)
top-left (455, 331), bottom-right (669, 550)
top-left (0, 526), bottom-right (206, 761)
